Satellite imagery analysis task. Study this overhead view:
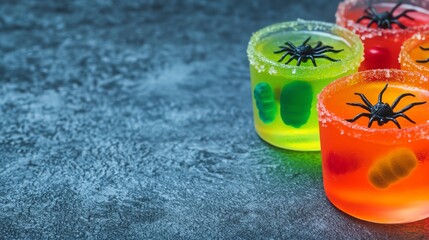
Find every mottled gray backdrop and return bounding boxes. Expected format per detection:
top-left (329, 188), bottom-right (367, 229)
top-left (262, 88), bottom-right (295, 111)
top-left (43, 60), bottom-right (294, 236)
top-left (1, 0), bottom-right (429, 239)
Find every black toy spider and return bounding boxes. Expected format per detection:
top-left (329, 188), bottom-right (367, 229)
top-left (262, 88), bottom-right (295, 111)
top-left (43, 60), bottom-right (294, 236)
top-left (274, 36), bottom-right (343, 67)
top-left (346, 84), bottom-right (426, 129)
top-left (356, 2), bottom-right (416, 29)
top-left (416, 46), bottom-right (429, 63)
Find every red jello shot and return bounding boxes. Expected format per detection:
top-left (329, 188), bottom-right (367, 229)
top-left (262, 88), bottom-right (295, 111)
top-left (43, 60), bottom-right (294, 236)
top-left (337, 0), bottom-right (429, 70)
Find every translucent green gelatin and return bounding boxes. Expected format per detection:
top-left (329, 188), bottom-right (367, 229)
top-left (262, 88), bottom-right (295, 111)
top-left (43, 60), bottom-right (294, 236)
top-left (254, 82), bottom-right (276, 123)
top-left (247, 20), bottom-right (363, 151)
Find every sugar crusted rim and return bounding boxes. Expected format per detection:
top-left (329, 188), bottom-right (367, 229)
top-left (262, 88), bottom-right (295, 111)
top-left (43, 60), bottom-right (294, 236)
top-left (400, 31), bottom-right (429, 75)
top-left (317, 69), bottom-right (429, 145)
top-left (246, 19), bottom-right (364, 80)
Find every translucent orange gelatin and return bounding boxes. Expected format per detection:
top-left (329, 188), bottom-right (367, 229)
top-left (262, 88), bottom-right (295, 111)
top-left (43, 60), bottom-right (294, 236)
top-left (337, 0), bottom-right (429, 70)
top-left (318, 69), bottom-right (429, 224)
top-left (400, 31), bottom-right (429, 76)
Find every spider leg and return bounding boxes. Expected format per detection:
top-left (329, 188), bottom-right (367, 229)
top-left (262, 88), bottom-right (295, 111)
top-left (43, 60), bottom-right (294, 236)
top-left (277, 52), bottom-right (292, 62)
top-left (368, 115), bottom-right (376, 128)
top-left (315, 48), bottom-right (344, 54)
top-left (346, 102), bottom-right (371, 112)
top-left (297, 56), bottom-right (303, 66)
top-left (397, 101), bottom-right (427, 113)
top-left (391, 19), bottom-right (407, 29)
top-left (346, 113), bottom-right (372, 123)
top-left (274, 49), bottom-right (286, 54)
top-left (367, 19), bottom-right (377, 28)
top-left (327, 49), bottom-right (344, 53)
top-left (385, 20), bottom-right (392, 29)
top-left (278, 45), bottom-right (293, 50)
top-left (275, 46), bottom-right (293, 52)
top-left (392, 113), bottom-right (416, 124)
top-left (357, 15), bottom-right (372, 23)
top-left (313, 45), bottom-right (333, 50)
top-left (364, 8), bottom-right (372, 15)
top-left (354, 93), bottom-right (374, 108)
top-left (391, 93), bottom-right (415, 109)
top-left (376, 20), bottom-right (386, 29)
top-left (378, 83), bottom-right (388, 103)
top-left (386, 117), bottom-right (402, 129)
top-left (363, 7), bottom-right (374, 17)
top-left (274, 47), bottom-right (293, 54)
top-left (313, 54), bottom-right (340, 62)
top-left (313, 41), bottom-right (323, 49)
top-left (303, 36), bottom-right (311, 45)
top-left (390, 2), bottom-right (403, 15)
top-left (308, 55), bottom-right (317, 67)
top-left (286, 42), bottom-right (296, 49)
top-left (416, 58), bottom-right (429, 63)
top-left (369, 7), bottom-right (378, 15)
top-left (284, 56), bottom-right (297, 65)
top-left (420, 46), bottom-right (429, 51)
top-left (313, 45), bottom-right (334, 52)
top-left (395, 9), bottom-right (416, 20)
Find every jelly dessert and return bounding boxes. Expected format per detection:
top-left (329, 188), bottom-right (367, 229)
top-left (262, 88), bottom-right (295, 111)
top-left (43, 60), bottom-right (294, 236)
top-left (400, 31), bottom-right (429, 76)
top-left (247, 20), bottom-right (363, 151)
top-left (318, 69), bottom-right (429, 223)
top-left (337, 0), bottom-right (429, 70)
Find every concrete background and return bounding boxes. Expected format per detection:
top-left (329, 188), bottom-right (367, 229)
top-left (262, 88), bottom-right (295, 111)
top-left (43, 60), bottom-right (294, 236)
top-left (1, 0), bottom-right (429, 239)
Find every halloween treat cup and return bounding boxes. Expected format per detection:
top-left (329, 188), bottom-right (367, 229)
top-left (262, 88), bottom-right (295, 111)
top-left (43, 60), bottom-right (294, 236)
top-left (400, 31), bottom-right (429, 76)
top-left (247, 20), bottom-right (363, 151)
top-left (336, 0), bottom-right (429, 70)
top-left (318, 69), bottom-right (429, 224)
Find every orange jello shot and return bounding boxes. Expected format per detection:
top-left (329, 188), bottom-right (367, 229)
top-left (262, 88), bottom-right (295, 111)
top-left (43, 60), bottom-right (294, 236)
top-left (336, 0), bottom-right (429, 70)
top-left (318, 69), bottom-right (429, 224)
top-left (400, 32), bottom-right (429, 76)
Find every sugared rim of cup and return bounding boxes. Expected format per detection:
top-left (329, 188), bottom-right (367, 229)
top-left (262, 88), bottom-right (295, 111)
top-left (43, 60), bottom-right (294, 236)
top-left (246, 19), bottom-right (364, 81)
top-left (400, 32), bottom-right (429, 75)
top-left (336, 0), bottom-right (429, 40)
top-left (317, 69), bottom-right (429, 145)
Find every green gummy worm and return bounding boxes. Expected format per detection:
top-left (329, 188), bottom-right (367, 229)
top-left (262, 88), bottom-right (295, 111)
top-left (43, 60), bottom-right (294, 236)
top-left (254, 82), bottom-right (276, 123)
top-left (280, 81), bottom-right (313, 128)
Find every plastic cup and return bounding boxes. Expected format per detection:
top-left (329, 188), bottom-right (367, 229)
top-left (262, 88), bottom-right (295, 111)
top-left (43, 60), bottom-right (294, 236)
top-left (400, 31), bottom-right (429, 76)
top-left (336, 0), bottom-right (429, 70)
top-left (247, 19), bottom-right (363, 151)
top-left (318, 69), bottom-right (429, 223)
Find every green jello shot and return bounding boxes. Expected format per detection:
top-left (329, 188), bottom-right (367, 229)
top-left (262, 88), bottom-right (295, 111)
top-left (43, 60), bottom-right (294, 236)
top-left (247, 20), bottom-right (363, 151)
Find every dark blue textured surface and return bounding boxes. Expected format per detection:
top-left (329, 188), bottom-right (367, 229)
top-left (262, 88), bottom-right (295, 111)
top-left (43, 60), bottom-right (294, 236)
top-left (1, 0), bottom-right (429, 239)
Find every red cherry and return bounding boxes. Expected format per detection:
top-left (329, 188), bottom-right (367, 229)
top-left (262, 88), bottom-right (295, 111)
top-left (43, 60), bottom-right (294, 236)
top-left (326, 152), bottom-right (360, 175)
top-left (362, 45), bottom-right (393, 70)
